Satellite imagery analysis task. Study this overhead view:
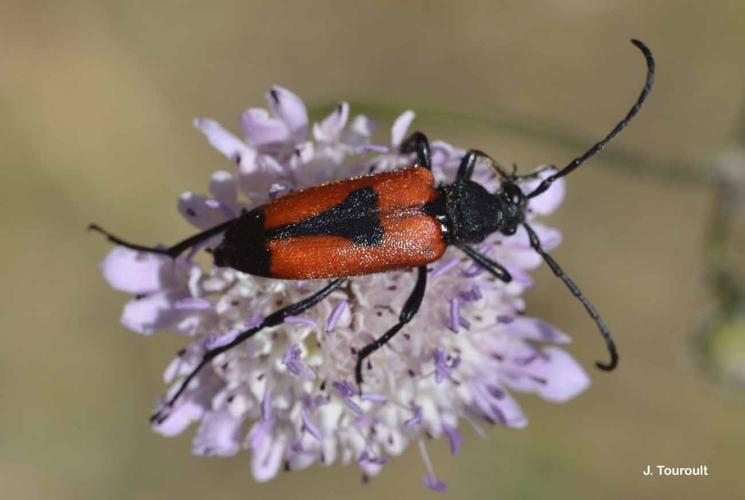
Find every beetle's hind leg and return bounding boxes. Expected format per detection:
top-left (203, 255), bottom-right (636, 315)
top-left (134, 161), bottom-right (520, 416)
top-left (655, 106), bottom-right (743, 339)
top-left (355, 266), bottom-right (427, 392)
top-left (88, 218), bottom-right (235, 258)
top-left (399, 131), bottom-right (432, 170)
top-left (152, 278), bottom-right (345, 423)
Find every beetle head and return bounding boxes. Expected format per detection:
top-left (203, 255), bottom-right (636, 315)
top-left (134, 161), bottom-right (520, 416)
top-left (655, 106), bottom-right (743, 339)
top-left (494, 181), bottom-right (527, 236)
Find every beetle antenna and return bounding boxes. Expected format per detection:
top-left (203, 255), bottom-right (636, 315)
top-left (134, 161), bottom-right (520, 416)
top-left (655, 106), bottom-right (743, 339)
top-left (527, 39), bottom-right (655, 200)
top-left (523, 222), bottom-right (618, 371)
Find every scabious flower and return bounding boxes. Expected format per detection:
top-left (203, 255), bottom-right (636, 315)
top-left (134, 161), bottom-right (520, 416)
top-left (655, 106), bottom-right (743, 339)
top-left (98, 86), bottom-right (589, 490)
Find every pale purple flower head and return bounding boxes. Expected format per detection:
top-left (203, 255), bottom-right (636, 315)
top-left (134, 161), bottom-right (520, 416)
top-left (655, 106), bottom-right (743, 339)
top-left (98, 86), bottom-right (588, 491)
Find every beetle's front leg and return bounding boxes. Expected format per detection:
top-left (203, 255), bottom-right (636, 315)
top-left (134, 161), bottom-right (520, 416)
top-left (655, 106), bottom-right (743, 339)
top-left (399, 131), bottom-right (432, 170)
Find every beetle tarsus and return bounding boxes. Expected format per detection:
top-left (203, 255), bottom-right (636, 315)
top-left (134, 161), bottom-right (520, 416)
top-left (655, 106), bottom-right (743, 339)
top-left (457, 244), bottom-right (512, 283)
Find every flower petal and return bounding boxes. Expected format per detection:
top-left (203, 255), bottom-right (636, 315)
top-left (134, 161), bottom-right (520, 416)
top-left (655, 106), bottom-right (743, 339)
top-left (153, 398), bottom-right (204, 437)
top-left (178, 191), bottom-right (232, 231)
top-left (493, 391), bottom-right (528, 428)
top-left (235, 153), bottom-right (288, 205)
top-left (266, 86), bottom-right (308, 142)
top-left (313, 102), bottom-right (349, 142)
top-left (506, 316), bottom-right (572, 344)
top-left (100, 247), bottom-right (171, 294)
top-left (302, 409), bottom-right (323, 441)
top-left (343, 114), bottom-right (375, 146)
top-left (209, 170), bottom-right (239, 213)
top-left (391, 110), bottom-right (415, 148)
top-left (442, 424), bottom-right (463, 456)
top-left (518, 347), bottom-right (590, 403)
top-left (193, 118), bottom-right (252, 164)
top-left (289, 141), bottom-right (315, 171)
top-left (240, 108), bottom-right (290, 146)
top-left (251, 434), bottom-right (286, 482)
top-left (430, 140), bottom-right (463, 182)
top-left (522, 166), bottom-right (566, 215)
top-left (423, 474), bottom-right (448, 493)
top-left (121, 290), bottom-right (181, 335)
top-left (193, 409), bottom-right (243, 456)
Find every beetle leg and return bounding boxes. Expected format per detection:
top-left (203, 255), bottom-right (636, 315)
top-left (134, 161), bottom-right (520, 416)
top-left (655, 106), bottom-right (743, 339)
top-left (88, 218), bottom-right (235, 258)
top-left (456, 151), bottom-right (553, 184)
top-left (398, 131), bottom-right (432, 170)
top-left (456, 150), bottom-right (479, 181)
top-left (456, 244), bottom-right (512, 283)
top-left (355, 266), bottom-right (427, 392)
top-left (456, 149), bottom-right (505, 182)
top-left (151, 278), bottom-right (345, 424)
top-left (508, 164), bottom-right (557, 182)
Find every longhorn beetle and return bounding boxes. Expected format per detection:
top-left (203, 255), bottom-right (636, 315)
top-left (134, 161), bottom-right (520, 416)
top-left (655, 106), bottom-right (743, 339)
top-left (91, 40), bottom-right (654, 422)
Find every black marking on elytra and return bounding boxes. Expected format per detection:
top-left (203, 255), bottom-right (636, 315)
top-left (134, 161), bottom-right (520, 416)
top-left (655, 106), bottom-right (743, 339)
top-left (267, 187), bottom-right (384, 246)
top-left (213, 208), bottom-right (272, 276)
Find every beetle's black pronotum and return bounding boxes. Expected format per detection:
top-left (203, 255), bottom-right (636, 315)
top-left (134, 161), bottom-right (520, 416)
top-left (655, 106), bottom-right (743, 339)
top-left (91, 39), bottom-right (655, 421)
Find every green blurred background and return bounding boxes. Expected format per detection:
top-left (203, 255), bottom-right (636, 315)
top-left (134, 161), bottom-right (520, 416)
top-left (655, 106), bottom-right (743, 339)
top-left (2, 1), bottom-right (745, 499)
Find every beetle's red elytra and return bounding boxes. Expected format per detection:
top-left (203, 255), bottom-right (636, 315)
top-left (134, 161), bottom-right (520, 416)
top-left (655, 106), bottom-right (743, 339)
top-left (256, 166), bottom-right (444, 279)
